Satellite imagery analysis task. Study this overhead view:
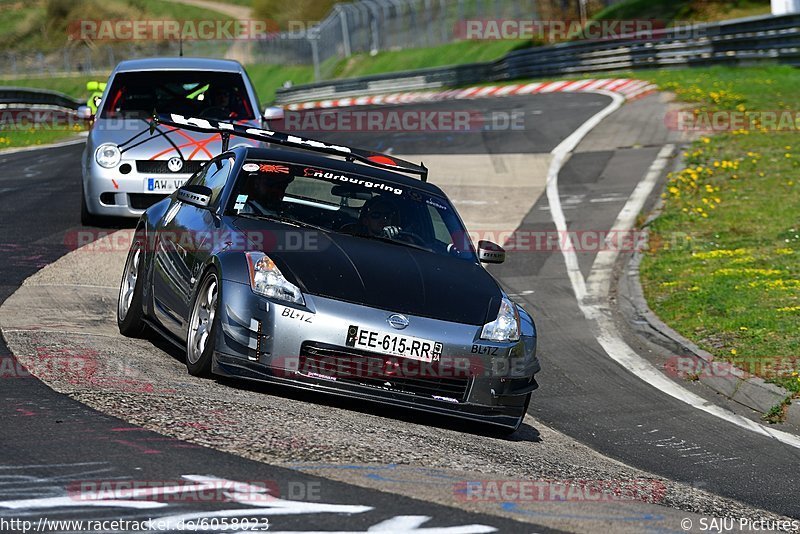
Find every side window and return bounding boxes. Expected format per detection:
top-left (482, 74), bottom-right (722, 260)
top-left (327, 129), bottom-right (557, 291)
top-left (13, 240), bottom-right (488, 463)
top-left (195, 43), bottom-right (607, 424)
top-left (184, 162), bottom-right (211, 188)
top-left (200, 157), bottom-right (234, 205)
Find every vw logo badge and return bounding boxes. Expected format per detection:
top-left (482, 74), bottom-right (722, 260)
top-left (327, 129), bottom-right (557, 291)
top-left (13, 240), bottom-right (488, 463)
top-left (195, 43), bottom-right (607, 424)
top-left (387, 314), bottom-right (409, 330)
top-left (167, 157), bottom-right (184, 173)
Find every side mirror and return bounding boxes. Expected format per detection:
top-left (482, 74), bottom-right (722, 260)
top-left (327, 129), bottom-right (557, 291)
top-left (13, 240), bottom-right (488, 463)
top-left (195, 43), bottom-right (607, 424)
top-left (177, 184), bottom-right (212, 209)
top-left (86, 81), bottom-right (99, 91)
top-left (478, 240), bottom-right (506, 264)
top-left (263, 106), bottom-right (284, 121)
top-left (76, 105), bottom-right (93, 120)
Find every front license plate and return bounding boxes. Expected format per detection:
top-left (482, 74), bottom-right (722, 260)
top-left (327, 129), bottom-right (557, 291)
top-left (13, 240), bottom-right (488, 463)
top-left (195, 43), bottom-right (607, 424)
top-left (145, 178), bottom-right (187, 193)
top-left (346, 325), bottom-right (443, 362)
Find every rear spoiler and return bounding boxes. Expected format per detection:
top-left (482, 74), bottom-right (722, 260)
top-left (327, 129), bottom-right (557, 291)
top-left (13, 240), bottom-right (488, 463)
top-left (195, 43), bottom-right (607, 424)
top-left (150, 113), bottom-right (429, 181)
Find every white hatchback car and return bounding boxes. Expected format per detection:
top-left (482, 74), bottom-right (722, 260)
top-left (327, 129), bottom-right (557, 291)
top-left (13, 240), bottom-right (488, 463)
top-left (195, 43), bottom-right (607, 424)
top-left (80, 57), bottom-right (279, 225)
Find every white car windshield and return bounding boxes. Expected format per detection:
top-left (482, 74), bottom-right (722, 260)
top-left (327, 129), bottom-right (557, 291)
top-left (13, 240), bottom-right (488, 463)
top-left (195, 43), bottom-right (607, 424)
top-left (100, 71), bottom-right (255, 120)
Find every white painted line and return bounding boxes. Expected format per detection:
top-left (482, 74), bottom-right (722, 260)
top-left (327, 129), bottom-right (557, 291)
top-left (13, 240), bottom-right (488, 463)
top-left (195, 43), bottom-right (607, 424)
top-left (546, 89), bottom-right (625, 302)
top-left (546, 100), bottom-right (800, 450)
top-left (586, 144), bottom-right (674, 298)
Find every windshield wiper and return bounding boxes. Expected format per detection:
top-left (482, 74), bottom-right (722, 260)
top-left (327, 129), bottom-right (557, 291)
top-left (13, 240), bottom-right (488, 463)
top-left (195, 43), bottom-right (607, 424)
top-left (352, 232), bottom-right (432, 253)
top-left (236, 212), bottom-right (327, 232)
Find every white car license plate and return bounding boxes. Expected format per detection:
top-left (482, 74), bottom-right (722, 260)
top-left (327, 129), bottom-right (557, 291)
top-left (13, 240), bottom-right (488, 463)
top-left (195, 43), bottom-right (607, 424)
top-left (346, 325), bottom-right (443, 362)
top-left (144, 178), bottom-right (187, 193)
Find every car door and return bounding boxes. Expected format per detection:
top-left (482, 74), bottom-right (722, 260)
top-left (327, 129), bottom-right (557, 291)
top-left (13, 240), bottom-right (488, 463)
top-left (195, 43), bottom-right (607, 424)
top-left (152, 156), bottom-right (234, 338)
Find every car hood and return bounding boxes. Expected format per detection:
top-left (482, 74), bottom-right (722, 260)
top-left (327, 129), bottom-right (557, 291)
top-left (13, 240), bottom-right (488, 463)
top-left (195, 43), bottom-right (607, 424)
top-left (90, 118), bottom-right (260, 161)
top-left (233, 218), bottom-right (502, 326)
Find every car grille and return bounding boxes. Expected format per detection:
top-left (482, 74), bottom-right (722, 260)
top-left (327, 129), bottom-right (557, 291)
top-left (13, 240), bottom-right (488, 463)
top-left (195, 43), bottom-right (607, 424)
top-left (129, 193), bottom-right (168, 210)
top-left (298, 342), bottom-right (471, 403)
top-left (135, 160), bottom-right (205, 175)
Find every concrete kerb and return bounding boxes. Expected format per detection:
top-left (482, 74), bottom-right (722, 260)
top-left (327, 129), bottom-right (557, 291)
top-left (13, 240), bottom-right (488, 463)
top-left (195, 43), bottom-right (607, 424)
top-left (620, 151), bottom-right (800, 427)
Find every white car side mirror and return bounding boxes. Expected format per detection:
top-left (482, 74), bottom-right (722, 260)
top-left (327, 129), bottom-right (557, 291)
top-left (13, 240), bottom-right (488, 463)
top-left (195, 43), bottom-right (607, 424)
top-left (263, 106), bottom-right (284, 121)
top-left (77, 105), bottom-right (93, 120)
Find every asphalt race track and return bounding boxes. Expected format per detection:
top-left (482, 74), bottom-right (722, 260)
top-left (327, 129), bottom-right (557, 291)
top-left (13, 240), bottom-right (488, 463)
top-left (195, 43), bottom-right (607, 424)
top-left (1, 92), bottom-right (799, 532)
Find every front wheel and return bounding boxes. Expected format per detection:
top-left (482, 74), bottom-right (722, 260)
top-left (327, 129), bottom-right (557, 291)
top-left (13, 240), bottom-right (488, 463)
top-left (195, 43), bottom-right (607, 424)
top-left (117, 235), bottom-right (147, 337)
top-left (186, 270), bottom-right (220, 377)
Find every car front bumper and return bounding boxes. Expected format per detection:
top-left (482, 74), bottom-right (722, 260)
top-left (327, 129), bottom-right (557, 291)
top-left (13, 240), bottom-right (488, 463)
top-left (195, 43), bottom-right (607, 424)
top-left (83, 158), bottom-right (202, 218)
top-left (212, 280), bottom-right (540, 428)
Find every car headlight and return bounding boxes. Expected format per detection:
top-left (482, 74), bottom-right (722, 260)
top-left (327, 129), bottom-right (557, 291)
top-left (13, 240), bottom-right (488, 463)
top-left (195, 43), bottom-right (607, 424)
top-left (481, 297), bottom-right (521, 342)
top-left (95, 143), bottom-right (121, 168)
top-left (245, 252), bottom-right (305, 305)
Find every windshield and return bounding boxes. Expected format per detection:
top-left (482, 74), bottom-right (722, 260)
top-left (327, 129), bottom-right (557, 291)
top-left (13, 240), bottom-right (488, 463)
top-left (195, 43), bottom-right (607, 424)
top-left (100, 71), bottom-right (255, 120)
top-left (227, 161), bottom-right (477, 262)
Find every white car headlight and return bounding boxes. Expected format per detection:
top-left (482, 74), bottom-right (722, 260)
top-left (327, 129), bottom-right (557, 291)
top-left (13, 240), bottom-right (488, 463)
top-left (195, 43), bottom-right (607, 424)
top-left (95, 143), bottom-right (121, 168)
top-left (481, 297), bottom-right (521, 342)
top-left (245, 252), bottom-right (305, 305)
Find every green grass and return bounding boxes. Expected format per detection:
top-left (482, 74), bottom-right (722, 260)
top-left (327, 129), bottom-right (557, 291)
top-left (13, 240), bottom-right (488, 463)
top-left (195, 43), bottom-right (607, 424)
top-left (0, 76), bottom-right (93, 99)
top-left (0, 0), bottom-right (234, 52)
top-left (0, 37), bottom-right (524, 106)
top-left (331, 40), bottom-right (528, 79)
top-left (591, 0), bottom-right (771, 24)
top-left (252, 0), bottom-right (338, 28)
top-left (632, 66), bottom-right (800, 400)
top-left (0, 125), bottom-right (86, 149)
top-left (246, 64), bottom-right (315, 104)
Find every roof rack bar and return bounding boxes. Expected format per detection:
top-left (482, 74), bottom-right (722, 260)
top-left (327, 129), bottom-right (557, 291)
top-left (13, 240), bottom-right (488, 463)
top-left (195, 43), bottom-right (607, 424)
top-left (150, 113), bottom-right (428, 181)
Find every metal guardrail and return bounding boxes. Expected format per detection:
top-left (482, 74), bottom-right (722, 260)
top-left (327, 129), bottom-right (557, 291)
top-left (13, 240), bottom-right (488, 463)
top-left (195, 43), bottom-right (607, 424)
top-left (275, 13), bottom-right (800, 105)
top-left (0, 87), bottom-right (83, 111)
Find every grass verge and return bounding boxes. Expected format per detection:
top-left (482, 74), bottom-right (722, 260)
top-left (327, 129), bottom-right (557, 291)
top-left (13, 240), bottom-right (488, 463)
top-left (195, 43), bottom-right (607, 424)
top-left (632, 66), bottom-right (800, 404)
top-left (0, 126), bottom-right (85, 149)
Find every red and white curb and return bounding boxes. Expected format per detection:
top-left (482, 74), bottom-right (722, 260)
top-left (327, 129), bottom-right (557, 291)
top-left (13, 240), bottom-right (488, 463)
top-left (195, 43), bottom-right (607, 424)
top-left (284, 78), bottom-right (658, 111)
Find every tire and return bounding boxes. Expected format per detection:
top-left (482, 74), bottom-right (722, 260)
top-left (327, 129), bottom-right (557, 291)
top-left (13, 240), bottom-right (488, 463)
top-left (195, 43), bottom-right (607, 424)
top-left (185, 269), bottom-right (220, 377)
top-left (117, 234), bottom-right (148, 337)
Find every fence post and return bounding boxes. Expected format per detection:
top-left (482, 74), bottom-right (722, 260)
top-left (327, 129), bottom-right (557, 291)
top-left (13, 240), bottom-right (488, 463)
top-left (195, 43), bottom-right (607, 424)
top-left (338, 6), bottom-right (352, 57)
top-left (309, 29), bottom-right (322, 81)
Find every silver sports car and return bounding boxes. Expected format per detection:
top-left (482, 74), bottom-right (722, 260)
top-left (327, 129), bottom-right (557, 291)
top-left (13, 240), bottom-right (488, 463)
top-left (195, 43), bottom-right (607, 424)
top-left (80, 58), bottom-right (273, 225)
top-left (118, 114), bottom-right (540, 434)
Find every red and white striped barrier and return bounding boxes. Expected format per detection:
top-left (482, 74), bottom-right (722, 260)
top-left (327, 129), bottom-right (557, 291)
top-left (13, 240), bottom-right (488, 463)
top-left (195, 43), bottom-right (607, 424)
top-left (284, 78), bottom-right (658, 111)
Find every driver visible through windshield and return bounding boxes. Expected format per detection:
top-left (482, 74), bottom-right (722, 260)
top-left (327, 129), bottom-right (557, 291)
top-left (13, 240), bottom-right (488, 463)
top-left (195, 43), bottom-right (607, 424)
top-left (100, 71), bottom-right (255, 120)
top-left (229, 161), bottom-right (477, 261)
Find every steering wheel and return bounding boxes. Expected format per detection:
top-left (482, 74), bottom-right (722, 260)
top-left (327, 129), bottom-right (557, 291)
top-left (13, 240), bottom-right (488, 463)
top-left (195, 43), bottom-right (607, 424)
top-left (396, 230), bottom-right (427, 247)
top-left (199, 106), bottom-right (229, 119)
